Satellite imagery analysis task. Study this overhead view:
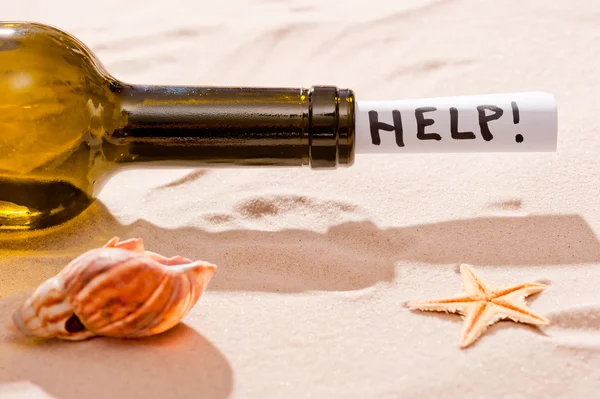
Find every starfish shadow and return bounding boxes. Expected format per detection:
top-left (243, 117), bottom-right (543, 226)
top-left (405, 309), bottom-right (551, 349)
top-left (486, 320), bottom-right (550, 339)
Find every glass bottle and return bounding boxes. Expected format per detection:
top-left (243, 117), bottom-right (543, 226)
top-left (0, 22), bottom-right (354, 231)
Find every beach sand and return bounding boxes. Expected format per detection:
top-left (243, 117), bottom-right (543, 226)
top-left (1, 0), bottom-right (600, 398)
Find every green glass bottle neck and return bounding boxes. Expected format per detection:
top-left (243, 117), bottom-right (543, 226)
top-left (106, 84), bottom-right (355, 169)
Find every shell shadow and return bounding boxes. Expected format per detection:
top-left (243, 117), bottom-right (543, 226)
top-left (0, 294), bottom-right (232, 399)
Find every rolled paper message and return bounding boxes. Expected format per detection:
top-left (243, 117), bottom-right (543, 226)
top-left (355, 92), bottom-right (557, 153)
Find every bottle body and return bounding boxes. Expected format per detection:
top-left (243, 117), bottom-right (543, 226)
top-left (0, 22), bottom-right (355, 231)
top-left (0, 22), bottom-right (121, 230)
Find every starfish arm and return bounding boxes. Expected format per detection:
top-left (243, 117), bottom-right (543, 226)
top-left (459, 264), bottom-right (491, 295)
top-left (491, 298), bottom-right (549, 326)
top-left (492, 283), bottom-right (548, 300)
top-left (490, 283), bottom-right (549, 325)
top-left (459, 302), bottom-right (506, 348)
top-left (406, 294), bottom-right (474, 315)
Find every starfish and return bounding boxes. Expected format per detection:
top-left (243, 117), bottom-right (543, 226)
top-left (405, 264), bottom-right (549, 349)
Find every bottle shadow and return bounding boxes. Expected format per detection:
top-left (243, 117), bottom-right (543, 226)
top-left (1, 200), bottom-right (600, 293)
top-left (0, 294), bottom-right (232, 399)
top-left (1, 200), bottom-right (599, 397)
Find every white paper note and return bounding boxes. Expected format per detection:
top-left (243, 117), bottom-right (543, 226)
top-left (355, 92), bottom-right (557, 153)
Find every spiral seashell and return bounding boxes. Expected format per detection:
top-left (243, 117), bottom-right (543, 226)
top-left (12, 237), bottom-right (217, 340)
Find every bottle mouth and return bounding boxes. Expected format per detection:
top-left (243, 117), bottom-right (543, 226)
top-left (307, 86), bottom-right (355, 169)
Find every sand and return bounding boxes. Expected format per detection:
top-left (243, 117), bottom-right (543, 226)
top-left (1, 0), bottom-right (600, 398)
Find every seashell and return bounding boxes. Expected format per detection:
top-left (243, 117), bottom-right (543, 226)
top-left (12, 237), bottom-right (217, 341)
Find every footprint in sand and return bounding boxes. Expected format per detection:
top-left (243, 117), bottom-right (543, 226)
top-left (202, 214), bottom-right (235, 225)
top-left (201, 195), bottom-right (360, 225)
top-left (488, 199), bottom-right (523, 211)
top-left (234, 195), bottom-right (359, 219)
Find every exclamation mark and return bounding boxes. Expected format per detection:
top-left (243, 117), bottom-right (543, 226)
top-left (512, 101), bottom-right (523, 143)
